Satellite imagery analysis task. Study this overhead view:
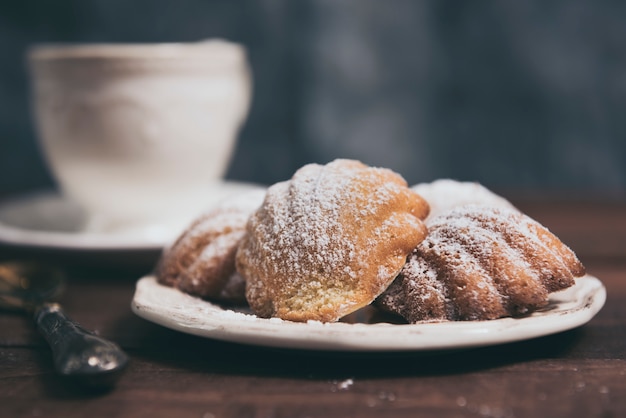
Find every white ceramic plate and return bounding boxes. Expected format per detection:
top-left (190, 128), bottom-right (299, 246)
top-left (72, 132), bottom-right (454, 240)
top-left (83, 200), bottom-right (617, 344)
top-left (0, 181), bottom-right (262, 251)
top-left (132, 274), bottom-right (606, 352)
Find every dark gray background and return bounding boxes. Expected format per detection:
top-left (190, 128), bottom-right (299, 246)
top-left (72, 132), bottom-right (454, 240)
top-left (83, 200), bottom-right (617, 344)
top-left (1, 0), bottom-right (625, 198)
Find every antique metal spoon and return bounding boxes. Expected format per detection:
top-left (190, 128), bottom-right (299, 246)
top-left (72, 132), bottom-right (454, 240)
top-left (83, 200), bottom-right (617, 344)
top-left (0, 261), bottom-right (129, 387)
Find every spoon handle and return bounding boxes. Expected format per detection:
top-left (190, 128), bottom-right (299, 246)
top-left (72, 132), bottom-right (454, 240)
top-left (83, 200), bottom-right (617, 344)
top-left (34, 303), bottom-right (129, 387)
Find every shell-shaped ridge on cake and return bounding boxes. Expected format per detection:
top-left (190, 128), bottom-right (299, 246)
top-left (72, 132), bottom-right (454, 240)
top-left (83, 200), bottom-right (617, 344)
top-left (236, 159), bottom-right (430, 322)
top-left (156, 188), bottom-right (266, 303)
top-left (376, 204), bottom-right (585, 323)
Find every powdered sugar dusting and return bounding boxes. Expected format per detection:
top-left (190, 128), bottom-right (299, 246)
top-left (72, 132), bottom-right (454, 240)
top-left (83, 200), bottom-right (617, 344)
top-left (195, 230), bottom-right (243, 264)
top-left (378, 204), bottom-right (583, 322)
top-left (157, 188), bottom-right (266, 300)
top-left (412, 179), bottom-right (516, 222)
top-left (247, 162), bottom-right (363, 294)
top-left (185, 189), bottom-right (267, 240)
top-left (238, 159), bottom-right (428, 322)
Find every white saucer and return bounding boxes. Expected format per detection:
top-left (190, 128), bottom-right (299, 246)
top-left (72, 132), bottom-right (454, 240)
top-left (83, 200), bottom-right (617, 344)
top-left (132, 274), bottom-right (606, 352)
top-left (0, 181), bottom-right (263, 251)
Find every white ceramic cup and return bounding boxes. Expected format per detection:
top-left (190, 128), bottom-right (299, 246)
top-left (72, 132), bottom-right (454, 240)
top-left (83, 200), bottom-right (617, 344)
top-left (28, 40), bottom-right (251, 235)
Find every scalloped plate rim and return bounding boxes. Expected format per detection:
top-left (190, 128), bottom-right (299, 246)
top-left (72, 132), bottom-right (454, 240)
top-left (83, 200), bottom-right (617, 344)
top-left (131, 274), bottom-right (606, 352)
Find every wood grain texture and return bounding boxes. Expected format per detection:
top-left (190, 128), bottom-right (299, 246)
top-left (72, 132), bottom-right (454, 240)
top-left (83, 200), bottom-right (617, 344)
top-left (1, 199), bottom-right (625, 418)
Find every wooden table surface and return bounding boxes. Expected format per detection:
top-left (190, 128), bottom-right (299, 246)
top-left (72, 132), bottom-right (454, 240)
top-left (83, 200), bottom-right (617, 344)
top-left (1, 197), bottom-right (625, 418)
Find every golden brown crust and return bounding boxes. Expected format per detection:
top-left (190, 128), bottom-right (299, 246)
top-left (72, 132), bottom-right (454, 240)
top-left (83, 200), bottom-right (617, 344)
top-left (156, 189), bottom-right (266, 303)
top-left (377, 205), bottom-right (585, 322)
top-left (236, 159), bottom-right (430, 322)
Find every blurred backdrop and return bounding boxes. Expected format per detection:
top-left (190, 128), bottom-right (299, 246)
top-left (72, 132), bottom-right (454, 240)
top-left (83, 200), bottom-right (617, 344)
top-left (1, 0), bottom-right (625, 197)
